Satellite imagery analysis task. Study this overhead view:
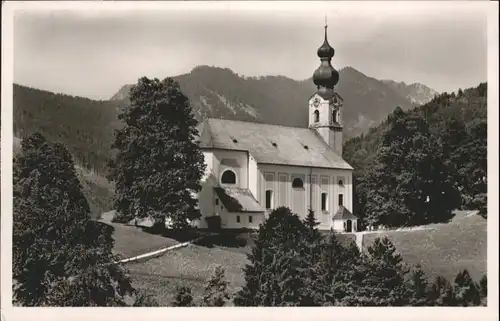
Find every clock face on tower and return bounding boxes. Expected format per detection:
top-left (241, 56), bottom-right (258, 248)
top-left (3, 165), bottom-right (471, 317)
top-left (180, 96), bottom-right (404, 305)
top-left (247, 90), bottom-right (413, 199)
top-left (313, 97), bottom-right (321, 107)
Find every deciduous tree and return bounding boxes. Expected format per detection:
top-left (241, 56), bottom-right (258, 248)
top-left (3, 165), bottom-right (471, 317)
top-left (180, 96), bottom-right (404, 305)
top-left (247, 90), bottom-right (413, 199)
top-left (13, 133), bottom-right (134, 306)
top-left (108, 77), bottom-right (206, 229)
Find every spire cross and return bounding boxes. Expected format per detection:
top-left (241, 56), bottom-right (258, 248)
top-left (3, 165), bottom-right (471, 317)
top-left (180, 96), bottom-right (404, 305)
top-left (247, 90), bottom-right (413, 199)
top-left (324, 15), bottom-right (328, 41)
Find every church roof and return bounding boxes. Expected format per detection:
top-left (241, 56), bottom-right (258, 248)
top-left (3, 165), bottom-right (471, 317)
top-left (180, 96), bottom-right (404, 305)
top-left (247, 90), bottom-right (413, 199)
top-left (196, 118), bottom-right (353, 170)
top-left (214, 187), bottom-right (264, 213)
top-left (332, 206), bottom-right (358, 220)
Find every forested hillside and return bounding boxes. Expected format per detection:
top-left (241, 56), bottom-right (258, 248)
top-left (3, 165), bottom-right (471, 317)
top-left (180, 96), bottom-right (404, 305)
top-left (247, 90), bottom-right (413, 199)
top-left (13, 84), bottom-right (121, 174)
top-left (343, 83), bottom-right (487, 227)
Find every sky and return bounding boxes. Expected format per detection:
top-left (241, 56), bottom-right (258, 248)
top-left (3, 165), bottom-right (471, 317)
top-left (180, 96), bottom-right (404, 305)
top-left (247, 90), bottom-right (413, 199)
top-left (12, 1), bottom-right (489, 101)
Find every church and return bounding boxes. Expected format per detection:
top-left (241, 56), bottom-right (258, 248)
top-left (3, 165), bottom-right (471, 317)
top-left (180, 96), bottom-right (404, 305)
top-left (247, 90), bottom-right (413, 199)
top-left (194, 24), bottom-right (357, 232)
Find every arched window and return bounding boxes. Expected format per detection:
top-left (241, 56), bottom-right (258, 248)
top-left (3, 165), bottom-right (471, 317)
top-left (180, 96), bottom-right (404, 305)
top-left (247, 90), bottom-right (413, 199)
top-left (292, 178), bottom-right (304, 189)
top-left (333, 110), bottom-right (338, 123)
top-left (338, 180), bottom-right (344, 187)
top-left (321, 193), bottom-right (328, 211)
top-left (313, 110), bottom-right (320, 123)
top-left (221, 170), bottom-right (236, 184)
top-left (338, 194), bottom-right (344, 207)
top-left (265, 190), bottom-right (273, 209)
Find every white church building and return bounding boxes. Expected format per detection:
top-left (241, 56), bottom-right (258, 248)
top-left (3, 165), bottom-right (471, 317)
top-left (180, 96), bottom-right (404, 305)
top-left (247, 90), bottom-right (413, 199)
top-left (194, 25), bottom-right (357, 232)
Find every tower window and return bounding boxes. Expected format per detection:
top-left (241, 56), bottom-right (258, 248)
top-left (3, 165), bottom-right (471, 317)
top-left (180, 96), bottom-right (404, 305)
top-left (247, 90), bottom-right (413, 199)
top-left (265, 190), bottom-right (273, 209)
top-left (249, 215), bottom-right (253, 223)
top-left (333, 110), bottom-right (338, 123)
top-left (338, 180), bottom-right (344, 187)
top-left (321, 193), bottom-right (328, 211)
top-left (221, 170), bottom-right (236, 184)
top-left (314, 110), bottom-right (320, 123)
top-left (236, 215), bottom-right (240, 223)
top-left (215, 198), bottom-right (219, 205)
top-left (292, 178), bottom-right (304, 189)
top-left (338, 194), bottom-right (344, 207)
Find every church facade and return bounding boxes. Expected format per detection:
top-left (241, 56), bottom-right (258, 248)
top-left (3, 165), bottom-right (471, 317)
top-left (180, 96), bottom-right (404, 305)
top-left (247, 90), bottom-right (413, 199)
top-left (194, 25), bottom-right (357, 232)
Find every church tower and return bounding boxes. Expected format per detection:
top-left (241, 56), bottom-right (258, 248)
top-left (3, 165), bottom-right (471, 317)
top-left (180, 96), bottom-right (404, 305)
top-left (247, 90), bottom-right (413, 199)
top-left (308, 21), bottom-right (344, 156)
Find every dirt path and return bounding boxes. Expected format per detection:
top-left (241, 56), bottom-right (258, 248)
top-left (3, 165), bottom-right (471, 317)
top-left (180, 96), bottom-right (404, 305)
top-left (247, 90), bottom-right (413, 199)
top-left (351, 225), bottom-right (437, 253)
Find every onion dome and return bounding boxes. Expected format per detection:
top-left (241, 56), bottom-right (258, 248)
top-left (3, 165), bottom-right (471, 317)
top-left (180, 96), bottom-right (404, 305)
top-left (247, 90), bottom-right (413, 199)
top-left (317, 27), bottom-right (335, 59)
top-left (312, 23), bottom-right (339, 90)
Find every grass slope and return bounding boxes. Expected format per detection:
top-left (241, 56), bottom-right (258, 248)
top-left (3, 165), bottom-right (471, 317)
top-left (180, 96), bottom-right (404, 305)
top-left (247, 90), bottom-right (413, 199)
top-left (99, 211), bottom-right (178, 259)
top-left (127, 243), bottom-right (248, 306)
top-left (362, 213), bottom-right (487, 281)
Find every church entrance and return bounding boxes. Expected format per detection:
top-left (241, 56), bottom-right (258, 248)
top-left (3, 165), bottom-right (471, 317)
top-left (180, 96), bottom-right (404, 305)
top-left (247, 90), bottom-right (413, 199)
top-left (346, 220), bottom-right (352, 233)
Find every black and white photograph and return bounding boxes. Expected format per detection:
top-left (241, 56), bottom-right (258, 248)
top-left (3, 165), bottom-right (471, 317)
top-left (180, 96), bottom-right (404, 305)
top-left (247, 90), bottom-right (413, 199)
top-left (1, 1), bottom-right (498, 319)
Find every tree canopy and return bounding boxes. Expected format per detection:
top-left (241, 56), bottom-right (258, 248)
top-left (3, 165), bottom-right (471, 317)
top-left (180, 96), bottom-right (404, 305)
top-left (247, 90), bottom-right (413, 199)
top-left (13, 133), bottom-right (134, 306)
top-left (344, 83), bottom-right (487, 227)
top-left (108, 77), bottom-right (206, 229)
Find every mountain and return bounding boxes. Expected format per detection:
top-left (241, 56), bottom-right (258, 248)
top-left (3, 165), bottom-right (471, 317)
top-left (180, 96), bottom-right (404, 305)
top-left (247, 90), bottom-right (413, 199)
top-left (381, 79), bottom-right (439, 105)
top-left (111, 66), bottom-right (436, 138)
top-left (14, 66), bottom-right (438, 173)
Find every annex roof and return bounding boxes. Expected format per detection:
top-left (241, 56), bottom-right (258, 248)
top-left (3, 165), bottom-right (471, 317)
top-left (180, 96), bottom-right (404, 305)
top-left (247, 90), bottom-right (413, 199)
top-left (196, 118), bottom-right (353, 170)
top-left (214, 187), bottom-right (264, 213)
top-left (332, 206), bottom-right (358, 220)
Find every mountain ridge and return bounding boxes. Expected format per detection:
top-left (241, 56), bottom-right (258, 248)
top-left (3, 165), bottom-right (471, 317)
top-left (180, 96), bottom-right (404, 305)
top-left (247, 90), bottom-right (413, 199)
top-left (110, 65), bottom-right (438, 138)
top-left (381, 79), bottom-right (439, 105)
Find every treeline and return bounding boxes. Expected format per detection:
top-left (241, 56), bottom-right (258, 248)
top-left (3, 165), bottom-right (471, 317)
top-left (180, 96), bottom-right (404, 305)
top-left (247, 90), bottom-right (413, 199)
top-left (344, 83), bottom-right (487, 228)
top-left (173, 207), bottom-right (487, 307)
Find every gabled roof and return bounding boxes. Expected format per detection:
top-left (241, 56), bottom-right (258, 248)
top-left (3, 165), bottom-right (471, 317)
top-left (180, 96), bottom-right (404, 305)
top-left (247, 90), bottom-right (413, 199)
top-left (332, 206), bottom-right (358, 220)
top-left (196, 118), bottom-right (353, 170)
top-left (214, 187), bottom-right (264, 213)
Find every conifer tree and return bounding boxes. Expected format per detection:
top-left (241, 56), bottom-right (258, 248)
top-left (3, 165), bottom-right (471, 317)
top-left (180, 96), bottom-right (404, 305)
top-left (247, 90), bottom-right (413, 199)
top-left (202, 265), bottom-right (229, 307)
top-left (300, 209), bottom-right (326, 305)
top-left (13, 133), bottom-right (134, 306)
top-left (478, 275), bottom-right (487, 298)
top-left (453, 270), bottom-right (481, 306)
top-left (172, 286), bottom-right (195, 307)
top-left (333, 240), bottom-right (363, 302)
top-left (406, 265), bottom-right (430, 306)
top-left (428, 276), bottom-right (456, 306)
top-left (343, 236), bottom-right (410, 306)
top-left (478, 275), bottom-right (487, 305)
top-left (320, 232), bottom-right (362, 305)
top-left (108, 77), bottom-right (206, 229)
top-left (133, 289), bottom-right (158, 306)
top-left (234, 207), bottom-right (309, 306)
